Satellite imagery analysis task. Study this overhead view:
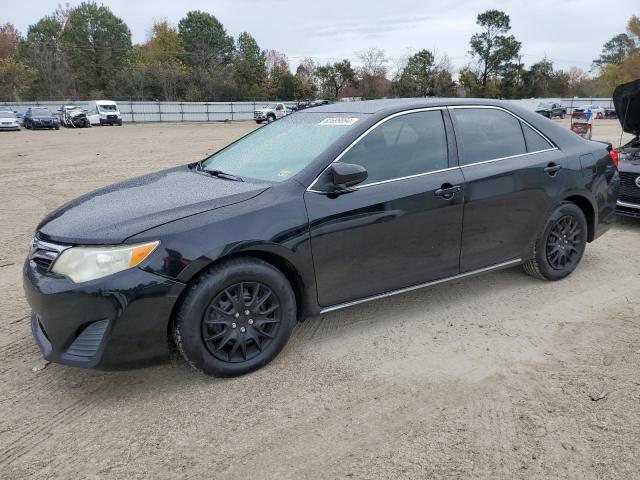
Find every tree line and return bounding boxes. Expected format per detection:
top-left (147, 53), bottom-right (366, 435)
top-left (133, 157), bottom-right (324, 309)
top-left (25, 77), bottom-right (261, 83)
top-left (0, 3), bottom-right (638, 102)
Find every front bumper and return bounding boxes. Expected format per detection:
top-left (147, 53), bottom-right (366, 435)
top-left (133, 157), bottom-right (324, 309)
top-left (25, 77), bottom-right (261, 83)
top-left (24, 259), bottom-right (186, 370)
top-left (31, 121), bottom-right (58, 129)
top-left (616, 199), bottom-right (640, 218)
top-left (99, 117), bottom-right (122, 125)
top-left (0, 125), bottom-right (20, 130)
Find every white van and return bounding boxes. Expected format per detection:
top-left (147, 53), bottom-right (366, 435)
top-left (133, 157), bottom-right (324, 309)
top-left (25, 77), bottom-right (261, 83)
top-left (87, 100), bottom-right (123, 126)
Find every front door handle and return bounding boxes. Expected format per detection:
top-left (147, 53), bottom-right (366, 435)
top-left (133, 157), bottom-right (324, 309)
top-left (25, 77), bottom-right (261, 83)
top-left (435, 184), bottom-right (462, 200)
top-left (544, 163), bottom-right (562, 176)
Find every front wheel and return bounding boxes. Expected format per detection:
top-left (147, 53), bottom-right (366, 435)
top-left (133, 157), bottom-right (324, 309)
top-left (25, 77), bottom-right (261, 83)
top-left (173, 256), bottom-right (296, 377)
top-left (523, 202), bottom-right (587, 281)
top-left (267, 114), bottom-right (276, 123)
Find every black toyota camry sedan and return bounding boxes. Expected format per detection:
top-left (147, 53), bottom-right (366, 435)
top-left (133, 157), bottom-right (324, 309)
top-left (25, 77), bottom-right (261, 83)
top-left (24, 99), bottom-right (619, 377)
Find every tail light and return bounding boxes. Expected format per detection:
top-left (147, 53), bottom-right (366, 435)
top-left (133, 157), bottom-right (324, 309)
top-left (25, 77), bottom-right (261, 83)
top-left (610, 148), bottom-right (619, 168)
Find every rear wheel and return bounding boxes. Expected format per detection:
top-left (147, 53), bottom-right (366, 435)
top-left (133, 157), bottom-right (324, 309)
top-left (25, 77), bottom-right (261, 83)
top-left (173, 256), bottom-right (296, 377)
top-left (523, 202), bottom-right (587, 281)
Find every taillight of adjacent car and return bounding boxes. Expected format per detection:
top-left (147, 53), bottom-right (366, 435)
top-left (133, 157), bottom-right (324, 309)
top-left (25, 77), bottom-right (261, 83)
top-left (610, 148), bottom-right (619, 169)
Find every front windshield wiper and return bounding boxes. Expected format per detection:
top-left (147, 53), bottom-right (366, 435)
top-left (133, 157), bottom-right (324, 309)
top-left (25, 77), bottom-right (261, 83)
top-left (203, 169), bottom-right (244, 182)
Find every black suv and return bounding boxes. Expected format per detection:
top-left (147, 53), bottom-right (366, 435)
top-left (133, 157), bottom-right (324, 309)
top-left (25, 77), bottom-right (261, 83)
top-left (24, 99), bottom-right (619, 377)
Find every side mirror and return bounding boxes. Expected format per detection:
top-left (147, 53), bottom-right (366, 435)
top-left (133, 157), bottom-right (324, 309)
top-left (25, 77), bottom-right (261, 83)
top-left (329, 163), bottom-right (368, 193)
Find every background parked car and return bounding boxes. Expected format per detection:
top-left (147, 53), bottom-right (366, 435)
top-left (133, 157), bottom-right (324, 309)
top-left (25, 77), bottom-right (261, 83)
top-left (254, 102), bottom-right (288, 123)
top-left (23, 107), bottom-right (60, 130)
top-left (535, 102), bottom-right (566, 119)
top-left (612, 79), bottom-right (640, 218)
top-left (0, 110), bottom-right (21, 131)
top-left (58, 105), bottom-right (91, 128)
top-left (290, 101), bottom-right (311, 112)
top-left (87, 100), bottom-right (123, 126)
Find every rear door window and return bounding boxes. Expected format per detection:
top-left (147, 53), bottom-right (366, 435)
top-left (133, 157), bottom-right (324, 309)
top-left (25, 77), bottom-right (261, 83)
top-left (453, 108), bottom-right (527, 165)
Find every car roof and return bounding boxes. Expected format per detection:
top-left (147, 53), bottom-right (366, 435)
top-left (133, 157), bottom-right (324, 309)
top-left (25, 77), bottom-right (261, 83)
top-left (303, 97), bottom-right (529, 115)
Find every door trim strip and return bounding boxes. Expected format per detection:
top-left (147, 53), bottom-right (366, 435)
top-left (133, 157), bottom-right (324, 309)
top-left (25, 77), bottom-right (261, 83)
top-left (318, 258), bottom-right (523, 314)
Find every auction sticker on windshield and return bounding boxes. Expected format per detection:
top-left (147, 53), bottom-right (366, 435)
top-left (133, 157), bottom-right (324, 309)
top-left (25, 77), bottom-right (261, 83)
top-left (319, 117), bottom-right (359, 126)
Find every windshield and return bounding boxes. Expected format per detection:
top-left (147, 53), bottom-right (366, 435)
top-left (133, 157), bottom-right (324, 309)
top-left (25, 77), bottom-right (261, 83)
top-left (0, 111), bottom-right (15, 118)
top-left (31, 108), bottom-right (50, 116)
top-left (262, 104), bottom-right (277, 110)
top-left (201, 113), bottom-right (365, 182)
top-left (99, 104), bottom-right (117, 112)
top-left (538, 102), bottom-right (552, 109)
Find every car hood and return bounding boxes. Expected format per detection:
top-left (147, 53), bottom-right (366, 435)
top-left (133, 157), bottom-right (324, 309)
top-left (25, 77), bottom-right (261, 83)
top-left (37, 165), bottom-right (270, 244)
top-left (31, 115), bottom-right (56, 120)
top-left (613, 79), bottom-right (640, 135)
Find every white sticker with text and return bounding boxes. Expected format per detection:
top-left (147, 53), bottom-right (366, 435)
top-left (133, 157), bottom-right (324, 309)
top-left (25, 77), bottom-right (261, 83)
top-left (319, 117), bottom-right (359, 126)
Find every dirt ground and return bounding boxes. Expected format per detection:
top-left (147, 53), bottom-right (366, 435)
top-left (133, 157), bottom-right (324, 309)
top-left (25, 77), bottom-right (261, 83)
top-left (0, 117), bottom-right (638, 480)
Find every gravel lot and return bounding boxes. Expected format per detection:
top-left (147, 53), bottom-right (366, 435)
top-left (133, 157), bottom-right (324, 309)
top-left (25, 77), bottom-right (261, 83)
top-left (1, 118), bottom-right (638, 479)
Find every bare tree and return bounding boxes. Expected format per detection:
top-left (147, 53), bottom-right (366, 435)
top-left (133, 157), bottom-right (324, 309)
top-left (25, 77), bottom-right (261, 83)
top-left (357, 48), bottom-right (390, 99)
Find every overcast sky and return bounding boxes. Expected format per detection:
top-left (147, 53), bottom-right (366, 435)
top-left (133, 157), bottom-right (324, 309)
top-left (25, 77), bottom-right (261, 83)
top-left (1, 0), bottom-right (635, 74)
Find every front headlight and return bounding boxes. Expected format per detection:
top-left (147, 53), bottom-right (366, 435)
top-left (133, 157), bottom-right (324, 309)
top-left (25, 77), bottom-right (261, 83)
top-left (51, 241), bottom-right (159, 283)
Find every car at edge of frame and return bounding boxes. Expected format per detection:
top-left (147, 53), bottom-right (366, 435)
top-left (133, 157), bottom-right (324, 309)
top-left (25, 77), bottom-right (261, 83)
top-left (23, 98), bottom-right (620, 377)
top-left (0, 110), bottom-right (21, 131)
top-left (612, 78), bottom-right (640, 218)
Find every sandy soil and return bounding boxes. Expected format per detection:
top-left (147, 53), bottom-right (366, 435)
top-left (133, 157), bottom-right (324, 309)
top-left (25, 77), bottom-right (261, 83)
top-left (0, 118), bottom-right (638, 479)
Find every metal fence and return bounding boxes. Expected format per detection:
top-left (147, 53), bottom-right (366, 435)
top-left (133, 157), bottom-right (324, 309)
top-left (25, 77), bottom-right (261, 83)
top-left (0, 98), bottom-right (615, 123)
top-left (0, 101), bottom-right (297, 123)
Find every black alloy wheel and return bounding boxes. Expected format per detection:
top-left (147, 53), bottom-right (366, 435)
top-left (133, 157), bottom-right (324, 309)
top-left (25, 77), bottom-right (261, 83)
top-left (545, 215), bottom-right (582, 270)
top-left (202, 282), bottom-right (281, 363)
top-left (523, 202), bottom-right (587, 281)
top-left (173, 256), bottom-right (296, 377)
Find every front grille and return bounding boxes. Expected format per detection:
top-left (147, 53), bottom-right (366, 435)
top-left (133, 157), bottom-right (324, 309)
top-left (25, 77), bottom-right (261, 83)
top-left (107, 114), bottom-right (117, 120)
top-left (619, 172), bottom-right (640, 200)
top-left (29, 238), bottom-right (69, 272)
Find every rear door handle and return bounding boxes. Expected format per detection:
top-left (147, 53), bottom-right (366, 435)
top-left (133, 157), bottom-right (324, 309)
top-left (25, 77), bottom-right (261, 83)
top-left (435, 184), bottom-right (462, 199)
top-left (544, 163), bottom-right (562, 176)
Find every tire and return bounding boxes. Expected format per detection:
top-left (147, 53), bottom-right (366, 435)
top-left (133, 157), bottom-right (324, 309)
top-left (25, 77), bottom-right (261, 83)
top-left (560, 113), bottom-right (564, 119)
top-left (256, 120), bottom-right (262, 124)
top-left (522, 202), bottom-right (588, 281)
top-left (173, 256), bottom-right (296, 377)
top-left (267, 114), bottom-right (276, 123)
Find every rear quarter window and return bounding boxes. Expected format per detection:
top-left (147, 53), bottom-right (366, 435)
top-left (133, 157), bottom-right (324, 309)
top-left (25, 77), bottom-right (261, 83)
top-left (521, 122), bottom-right (553, 152)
